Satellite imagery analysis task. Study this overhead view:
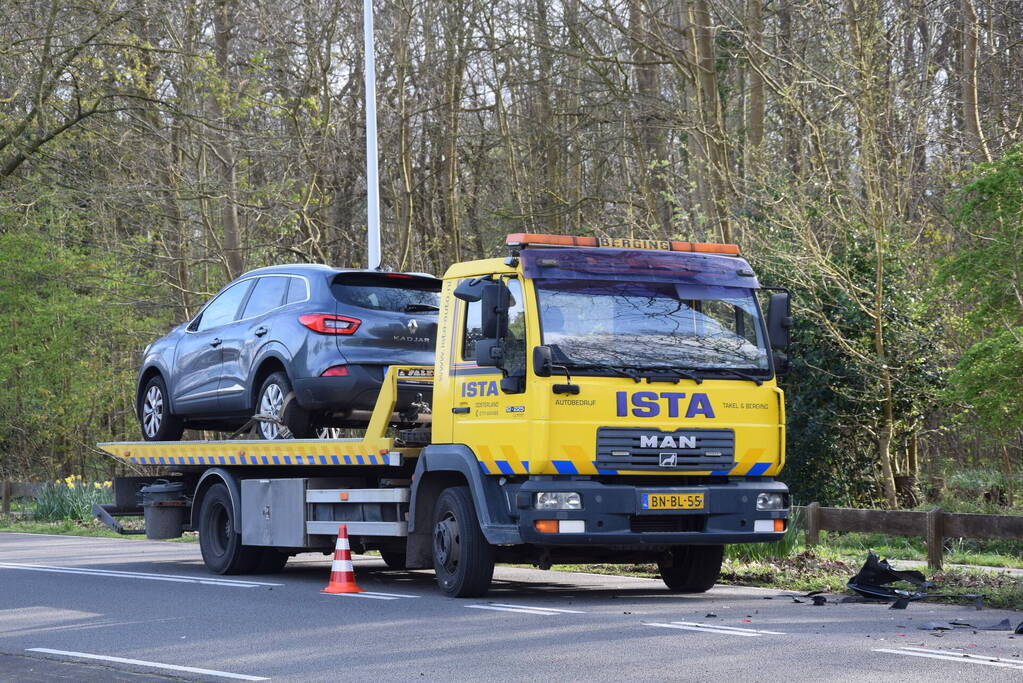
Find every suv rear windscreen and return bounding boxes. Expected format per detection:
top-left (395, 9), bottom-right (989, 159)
top-left (331, 273), bottom-right (441, 313)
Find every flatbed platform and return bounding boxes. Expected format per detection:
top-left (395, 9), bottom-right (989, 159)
top-left (97, 438), bottom-right (418, 467)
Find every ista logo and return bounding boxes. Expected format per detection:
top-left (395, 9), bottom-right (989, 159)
top-left (461, 380), bottom-right (499, 397)
top-left (615, 391), bottom-right (715, 419)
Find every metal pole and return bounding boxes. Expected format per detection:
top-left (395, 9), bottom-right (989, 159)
top-left (363, 0), bottom-right (381, 270)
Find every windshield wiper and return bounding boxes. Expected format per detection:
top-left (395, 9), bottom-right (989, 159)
top-left (627, 366), bottom-right (704, 384)
top-left (404, 303), bottom-right (440, 312)
top-left (561, 362), bottom-right (642, 383)
top-left (703, 368), bottom-right (764, 386)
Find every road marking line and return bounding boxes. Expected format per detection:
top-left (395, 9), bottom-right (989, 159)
top-left (25, 648), bottom-right (268, 681)
top-left (487, 603), bottom-right (585, 614)
top-left (873, 648), bottom-right (1023, 671)
top-left (466, 605), bottom-right (561, 615)
top-left (0, 562), bottom-right (282, 587)
top-left (643, 622), bottom-right (762, 637)
top-left (672, 621), bottom-right (786, 635)
top-left (327, 590), bottom-right (420, 600)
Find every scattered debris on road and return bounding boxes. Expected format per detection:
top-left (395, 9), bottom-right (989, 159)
top-left (846, 551), bottom-right (986, 610)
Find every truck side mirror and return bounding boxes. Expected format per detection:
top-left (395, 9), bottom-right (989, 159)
top-left (475, 338), bottom-right (503, 367)
top-left (454, 277), bottom-right (488, 302)
top-left (767, 292), bottom-right (792, 351)
top-left (533, 346), bottom-right (553, 377)
top-left (480, 282), bottom-right (510, 338)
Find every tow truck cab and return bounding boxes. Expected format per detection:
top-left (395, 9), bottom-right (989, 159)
top-left (407, 233), bottom-right (791, 574)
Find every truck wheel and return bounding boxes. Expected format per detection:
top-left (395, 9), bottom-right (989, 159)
top-left (432, 486), bottom-right (494, 597)
top-left (380, 549), bottom-right (407, 570)
top-left (256, 371), bottom-right (313, 439)
top-left (139, 375), bottom-right (184, 442)
top-left (658, 545), bottom-right (724, 593)
top-left (198, 483), bottom-right (261, 574)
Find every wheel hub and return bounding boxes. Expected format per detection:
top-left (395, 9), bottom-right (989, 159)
top-left (258, 383), bottom-right (292, 439)
top-left (434, 515), bottom-right (461, 572)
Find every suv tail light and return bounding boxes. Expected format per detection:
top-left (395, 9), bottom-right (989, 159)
top-left (299, 314), bottom-right (361, 335)
top-left (321, 365), bottom-right (349, 377)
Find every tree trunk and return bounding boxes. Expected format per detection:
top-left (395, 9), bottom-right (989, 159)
top-left (212, 0), bottom-right (244, 279)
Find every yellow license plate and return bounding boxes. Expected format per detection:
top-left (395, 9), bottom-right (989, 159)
top-left (642, 493), bottom-right (705, 510)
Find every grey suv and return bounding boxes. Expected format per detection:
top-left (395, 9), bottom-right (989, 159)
top-left (136, 265), bottom-right (440, 441)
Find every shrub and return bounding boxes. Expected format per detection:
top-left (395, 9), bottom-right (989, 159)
top-left (33, 476), bottom-right (112, 523)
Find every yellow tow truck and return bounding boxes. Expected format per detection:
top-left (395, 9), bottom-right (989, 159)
top-left (96, 233), bottom-right (792, 597)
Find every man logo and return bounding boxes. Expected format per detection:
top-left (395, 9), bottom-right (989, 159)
top-left (659, 453), bottom-right (678, 468)
top-left (407, 318), bottom-right (419, 333)
top-left (641, 434), bottom-right (697, 449)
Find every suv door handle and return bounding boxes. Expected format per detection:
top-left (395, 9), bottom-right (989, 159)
top-left (210, 337), bottom-right (222, 348)
top-left (254, 326), bottom-right (268, 337)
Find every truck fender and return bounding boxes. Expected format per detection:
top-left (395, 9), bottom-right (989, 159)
top-left (405, 445), bottom-right (521, 569)
top-left (190, 468), bottom-right (242, 534)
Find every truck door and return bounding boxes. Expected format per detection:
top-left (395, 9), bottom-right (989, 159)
top-left (450, 277), bottom-right (532, 476)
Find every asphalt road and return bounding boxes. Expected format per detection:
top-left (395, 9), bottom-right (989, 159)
top-left (1, 532), bottom-right (1021, 682)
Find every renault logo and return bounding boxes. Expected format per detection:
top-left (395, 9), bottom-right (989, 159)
top-left (407, 319), bottom-right (418, 333)
top-left (659, 453), bottom-right (678, 468)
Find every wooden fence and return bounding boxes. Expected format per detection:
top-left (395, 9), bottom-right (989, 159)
top-left (1, 481), bottom-right (43, 514)
top-left (797, 503), bottom-right (1023, 570)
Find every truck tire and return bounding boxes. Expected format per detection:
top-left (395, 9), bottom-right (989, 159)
top-left (658, 545), bottom-right (724, 593)
top-left (432, 486), bottom-right (494, 597)
top-left (256, 371), bottom-right (313, 439)
top-left (379, 549), bottom-right (407, 570)
top-left (139, 375), bottom-right (184, 442)
top-left (198, 483), bottom-right (261, 574)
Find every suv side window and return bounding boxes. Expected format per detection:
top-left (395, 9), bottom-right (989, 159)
top-left (194, 279), bottom-right (253, 332)
top-left (285, 277), bottom-right (307, 304)
top-left (242, 276), bottom-right (289, 319)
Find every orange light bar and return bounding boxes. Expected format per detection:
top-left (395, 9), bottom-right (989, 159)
top-left (534, 520), bottom-right (559, 534)
top-left (506, 233), bottom-right (740, 256)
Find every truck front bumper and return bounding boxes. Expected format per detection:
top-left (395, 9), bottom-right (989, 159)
top-left (515, 478), bottom-right (789, 546)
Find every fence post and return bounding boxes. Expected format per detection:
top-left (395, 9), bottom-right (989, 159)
top-left (926, 506), bottom-right (943, 571)
top-left (1, 480), bottom-right (11, 514)
top-left (805, 502), bottom-right (821, 546)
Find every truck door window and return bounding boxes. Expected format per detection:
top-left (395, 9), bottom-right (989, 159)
top-left (459, 278), bottom-right (527, 379)
top-left (501, 278), bottom-right (527, 378)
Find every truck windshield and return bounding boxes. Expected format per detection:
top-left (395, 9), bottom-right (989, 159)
top-left (535, 279), bottom-right (769, 373)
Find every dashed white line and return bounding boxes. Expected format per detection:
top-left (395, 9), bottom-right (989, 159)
top-left (26, 648), bottom-right (268, 681)
top-left (873, 647), bottom-right (1023, 671)
top-left (486, 603), bottom-right (585, 614)
top-left (466, 603), bottom-right (585, 616)
top-left (644, 621), bottom-right (785, 636)
top-left (0, 563), bottom-right (282, 587)
top-left (326, 590), bottom-right (421, 600)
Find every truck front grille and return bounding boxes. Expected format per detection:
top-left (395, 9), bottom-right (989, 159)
top-left (596, 427), bottom-right (735, 471)
top-left (629, 515), bottom-right (707, 533)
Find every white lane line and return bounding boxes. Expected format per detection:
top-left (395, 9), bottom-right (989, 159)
top-left (0, 562), bottom-right (282, 587)
top-left (326, 590), bottom-right (420, 600)
top-left (467, 605), bottom-right (562, 616)
top-left (874, 648), bottom-right (1023, 671)
top-left (644, 622), bottom-right (762, 637)
top-left (487, 603), bottom-right (585, 614)
top-left (26, 648), bottom-right (268, 681)
top-left (672, 621), bottom-right (786, 635)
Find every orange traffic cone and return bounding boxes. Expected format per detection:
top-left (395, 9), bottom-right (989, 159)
top-left (321, 524), bottom-right (365, 594)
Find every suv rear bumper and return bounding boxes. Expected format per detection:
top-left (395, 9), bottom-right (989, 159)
top-left (293, 366), bottom-right (430, 413)
top-left (515, 478), bottom-right (789, 546)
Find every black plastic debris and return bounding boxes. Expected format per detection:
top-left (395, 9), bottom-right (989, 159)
top-left (846, 552), bottom-right (987, 610)
top-left (1015, 622), bottom-right (1023, 635)
top-left (812, 596), bottom-right (827, 606)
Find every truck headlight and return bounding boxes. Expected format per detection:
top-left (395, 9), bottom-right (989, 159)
top-left (534, 492), bottom-right (582, 510)
top-left (756, 492), bottom-right (787, 510)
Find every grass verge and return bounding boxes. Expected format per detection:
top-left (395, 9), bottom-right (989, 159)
top-left (0, 517), bottom-right (198, 542)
